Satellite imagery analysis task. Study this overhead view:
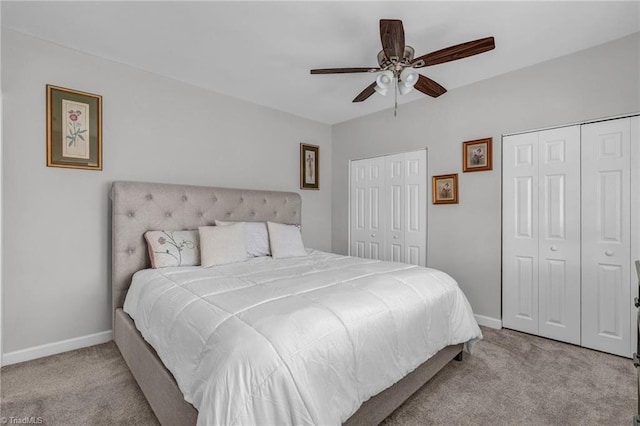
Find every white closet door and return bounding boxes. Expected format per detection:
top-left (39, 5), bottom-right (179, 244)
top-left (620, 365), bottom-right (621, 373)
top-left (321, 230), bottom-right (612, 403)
top-left (350, 156), bottom-right (386, 260)
top-left (582, 118), bottom-right (632, 357)
top-left (403, 149), bottom-right (427, 266)
top-left (631, 116), bottom-right (640, 358)
top-left (350, 150), bottom-right (427, 266)
top-left (503, 132), bottom-right (540, 335)
top-left (537, 126), bottom-right (581, 344)
top-left (385, 153), bottom-right (406, 263)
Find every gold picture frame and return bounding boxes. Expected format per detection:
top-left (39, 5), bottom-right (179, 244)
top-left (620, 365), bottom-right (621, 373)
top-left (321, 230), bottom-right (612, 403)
top-left (462, 137), bottom-right (492, 172)
top-left (300, 143), bottom-right (319, 190)
top-left (46, 85), bottom-right (102, 170)
top-left (432, 174), bottom-right (459, 204)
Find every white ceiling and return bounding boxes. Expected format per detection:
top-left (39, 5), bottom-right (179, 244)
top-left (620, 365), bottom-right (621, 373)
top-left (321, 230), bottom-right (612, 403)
top-left (3, 1), bottom-right (639, 124)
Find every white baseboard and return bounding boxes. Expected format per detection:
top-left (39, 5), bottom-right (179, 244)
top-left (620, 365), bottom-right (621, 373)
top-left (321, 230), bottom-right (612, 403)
top-left (475, 314), bottom-right (502, 329)
top-left (2, 330), bottom-right (112, 366)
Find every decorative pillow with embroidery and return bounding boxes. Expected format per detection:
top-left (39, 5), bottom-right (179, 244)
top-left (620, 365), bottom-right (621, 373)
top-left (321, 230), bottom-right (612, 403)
top-left (144, 230), bottom-right (200, 268)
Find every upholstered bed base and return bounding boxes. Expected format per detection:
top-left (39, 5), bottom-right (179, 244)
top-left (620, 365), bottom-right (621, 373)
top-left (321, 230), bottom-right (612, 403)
top-left (111, 181), bottom-right (463, 425)
top-left (114, 309), bottom-right (198, 425)
top-left (114, 308), bottom-right (462, 426)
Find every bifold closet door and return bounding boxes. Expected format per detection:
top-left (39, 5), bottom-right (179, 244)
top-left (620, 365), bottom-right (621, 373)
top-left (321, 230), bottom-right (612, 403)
top-left (386, 153), bottom-right (406, 263)
top-left (384, 151), bottom-right (428, 266)
top-left (503, 126), bottom-right (581, 344)
top-left (402, 149), bottom-right (428, 266)
top-left (503, 132), bottom-right (540, 335)
top-left (350, 150), bottom-right (427, 266)
top-left (350, 156), bottom-right (386, 260)
top-left (581, 117), bottom-right (638, 357)
top-left (537, 127), bottom-right (581, 345)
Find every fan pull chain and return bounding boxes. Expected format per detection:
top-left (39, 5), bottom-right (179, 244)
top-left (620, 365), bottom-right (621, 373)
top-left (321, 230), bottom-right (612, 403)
top-left (394, 80), bottom-right (398, 117)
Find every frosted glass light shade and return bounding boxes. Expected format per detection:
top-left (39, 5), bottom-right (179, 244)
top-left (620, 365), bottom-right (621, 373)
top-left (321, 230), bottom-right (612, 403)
top-left (375, 70), bottom-right (394, 96)
top-left (400, 67), bottom-right (419, 87)
top-left (376, 70), bottom-right (394, 89)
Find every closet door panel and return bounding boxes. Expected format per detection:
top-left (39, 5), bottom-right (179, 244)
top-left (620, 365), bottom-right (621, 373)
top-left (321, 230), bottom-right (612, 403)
top-left (369, 159), bottom-right (387, 260)
top-left (369, 183), bottom-right (382, 259)
top-left (631, 116), bottom-right (640, 357)
top-left (350, 162), bottom-right (367, 258)
top-left (404, 149), bottom-right (427, 266)
top-left (503, 133), bottom-right (540, 334)
top-left (385, 153), bottom-right (405, 263)
top-left (582, 118), bottom-right (631, 357)
top-left (350, 157), bottom-right (386, 260)
top-left (538, 126), bottom-right (581, 344)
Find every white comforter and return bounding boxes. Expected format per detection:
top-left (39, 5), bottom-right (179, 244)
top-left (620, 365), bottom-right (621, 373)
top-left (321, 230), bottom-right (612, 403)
top-left (124, 250), bottom-right (482, 425)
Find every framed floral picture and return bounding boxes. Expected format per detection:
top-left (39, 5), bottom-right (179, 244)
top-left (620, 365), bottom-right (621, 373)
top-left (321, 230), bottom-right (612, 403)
top-left (463, 137), bottom-right (492, 172)
top-left (46, 85), bottom-right (102, 170)
top-left (432, 174), bottom-right (459, 204)
top-left (300, 143), bottom-right (319, 190)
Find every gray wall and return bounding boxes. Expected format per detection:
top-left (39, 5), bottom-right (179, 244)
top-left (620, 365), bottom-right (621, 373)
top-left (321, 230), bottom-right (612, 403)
top-left (332, 33), bottom-right (640, 322)
top-left (2, 30), bottom-right (332, 353)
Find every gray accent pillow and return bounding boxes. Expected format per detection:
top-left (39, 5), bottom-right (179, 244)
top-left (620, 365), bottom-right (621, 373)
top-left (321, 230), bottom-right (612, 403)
top-left (144, 230), bottom-right (200, 268)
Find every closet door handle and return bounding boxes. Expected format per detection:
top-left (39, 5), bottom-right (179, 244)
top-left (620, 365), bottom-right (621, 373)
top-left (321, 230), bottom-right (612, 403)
top-left (393, 235), bottom-right (399, 239)
top-left (550, 246), bottom-right (558, 251)
top-left (371, 233), bottom-right (376, 238)
top-left (605, 250), bottom-right (614, 256)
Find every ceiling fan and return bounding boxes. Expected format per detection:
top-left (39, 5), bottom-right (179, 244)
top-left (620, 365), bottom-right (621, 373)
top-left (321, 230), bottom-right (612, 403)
top-left (310, 19), bottom-right (495, 106)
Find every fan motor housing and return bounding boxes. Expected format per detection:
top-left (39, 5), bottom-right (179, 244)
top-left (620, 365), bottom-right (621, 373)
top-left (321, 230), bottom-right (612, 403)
top-left (377, 45), bottom-right (415, 70)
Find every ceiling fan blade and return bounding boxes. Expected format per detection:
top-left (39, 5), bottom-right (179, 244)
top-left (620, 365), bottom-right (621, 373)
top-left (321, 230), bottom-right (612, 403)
top-left (380, 19), bottom-right (405, 62)
top-left (310, 67), bottom-right (380, 74)
top-left (411, 36), bottom-right (495, 68)
top-left (352, 82), bottom-right (377, 103)
top-left (414, 75), bottom-right (447, 98)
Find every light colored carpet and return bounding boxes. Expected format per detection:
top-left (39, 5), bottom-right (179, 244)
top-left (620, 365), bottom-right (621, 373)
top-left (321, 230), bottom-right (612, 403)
top-left (1, 341), bottom-right (158, 425)
top-left (383, 327), bottom-right (635, 426)
top-left (1, 327), bottom-right (635, 425)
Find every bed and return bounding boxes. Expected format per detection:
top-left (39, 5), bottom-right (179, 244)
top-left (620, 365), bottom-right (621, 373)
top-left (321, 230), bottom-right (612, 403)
top-left (111, 180), bottom-right (481, 425)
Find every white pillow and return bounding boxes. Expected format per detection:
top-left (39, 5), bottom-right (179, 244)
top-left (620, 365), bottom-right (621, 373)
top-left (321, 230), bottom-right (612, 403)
top-left (215, 220), bottom-right (270, 257)
top-left (267, 221), bottom-right (307, 259)
top-left (199, 223), bottom-right (247, 267)
top-left (144, 230), bottom-right (200, 268)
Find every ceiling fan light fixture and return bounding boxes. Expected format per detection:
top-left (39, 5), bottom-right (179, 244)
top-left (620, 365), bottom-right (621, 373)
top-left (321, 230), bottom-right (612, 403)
top-left (375, 70), bottom-right (394, 88)
top-left (400, 67), bottom-right (419, 87)
top-left (374, 70), bottom-right (394, 96)
top-left (310, 19), bottom-right (495, 109)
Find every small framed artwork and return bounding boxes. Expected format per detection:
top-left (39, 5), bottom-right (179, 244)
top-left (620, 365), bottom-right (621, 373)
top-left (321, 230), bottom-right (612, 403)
top-left (46, 84), bottom-right (102, 170)
top-left (300, 143), bottom-right (319, 190)
top-left (463, 137), bottom-right (492, 172)
top-left (432, 174), bottom-right (459, 204)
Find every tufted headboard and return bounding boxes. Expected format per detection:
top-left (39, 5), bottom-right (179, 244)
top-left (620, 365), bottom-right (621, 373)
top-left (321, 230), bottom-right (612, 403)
top-left (110, 181), bottom-right (302, 317)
